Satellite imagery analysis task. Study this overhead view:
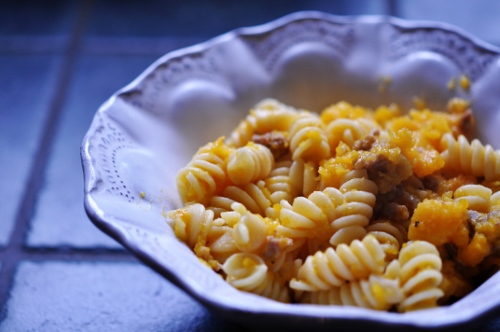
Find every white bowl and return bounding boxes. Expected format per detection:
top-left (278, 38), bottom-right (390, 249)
top-left (81, 11), bottom-right (500, 331)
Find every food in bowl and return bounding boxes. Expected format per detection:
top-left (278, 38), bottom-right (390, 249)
top-left (167, 96), bottom-right (500, 312)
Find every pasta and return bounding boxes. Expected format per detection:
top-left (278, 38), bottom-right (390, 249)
top-left (453, 184), bottom-right (492, 213)
top-left (289, 159), bottom-right (320, 198)
top-left (231, 203), bottom-right (268, 253)
top-left (329, 169), bottom-right (379, 246)
top-left (288, 112), bottom-right (331, 163)
top-left (262, 159), bottom-right (320, 215)
top-left (397, 241), bottom-right (444, 312)
top-left (277, 188), bottom-right (342, 240)
top-left (209, 181), bottom-right (270, 216)
top-left (222, 253), bottom-right (290, 303)
top-left (289, 235), bottom-right (386, 291)
top-left (227, 142), bottom-right (274, 185)
top-left (264, 160), bottom-right (297, 206)
top-left (297, 260), bottom-right (403, 311)
top-left (366, 219), bottom-right (406, 261)
top-left (325, 118), bottom-right (370, 151)
top-left (168, 203), bottom-right (214, 249)
top-left (167, 203), bottom-right (238, 267)
top-left (169, 97), bottom-right (500, 312)
top-left (440, 133), bottom-right (500, 181)
top-left (225, 98), bottom-right (304, 148)
top-left (176, 137), bottom-right (231, 205)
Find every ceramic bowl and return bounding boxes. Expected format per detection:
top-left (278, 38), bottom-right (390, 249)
top-left (81, 11), bottom-right (500, 331)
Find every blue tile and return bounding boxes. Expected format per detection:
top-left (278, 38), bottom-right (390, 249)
top-left (0, 36), bottom-right (67, 54)
top-left (87, 0), bottom-right (387, 38)
top-left (484, 319), bottom-right (500, 332)
top-left (397, 0), bottom-right (500, 46)
top-left (82, 36), bottom-right (207, 56)
top-left (0, 55), bottom-right (62, 246)
top-left (0, 261), bottom-right (245, 332)
top-left (27, 54), bottom-right (161, 248)
top-left (0, 0), bottom-right (78, 36)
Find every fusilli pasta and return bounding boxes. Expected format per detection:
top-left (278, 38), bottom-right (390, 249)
top-left (176, 137), bottom-right (232, 205)
top-left (397, 241), bottom-right (444, 312)
top-left (298, 261), bottom-right (403, 310)
top-left (288, 112), bottom-right (331, 163)
top-left (329, 169), bottom-right (378, 246)
top-left (440, 133), bottom-right (500, 181)
top-left (209, 181), bottom-right (271, 216)
top-left (264, 160), bottom-right (298, 205)
top-left (227, 142), bottom-right (274, 185)
top-left (222, 253), bottom-right (290, 303)
top-left (167, 203), bottom-right (238, 267)
top-left (453, 184), bottom-right (492, 213)
top-left (290, 235), bottom-right (386, 291)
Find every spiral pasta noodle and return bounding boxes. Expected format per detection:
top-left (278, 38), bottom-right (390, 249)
top-left (222, 253), bottom-right (290, 303)
top-left (288, 112), bottom-right (331, 163)
top-left (229, 203), bottom-right (269, 253)
top-left (325, 118), bottom-right (369, 151)
top-left (250, 98), bottom-right (305, 134)
top-left (167, 203), bottom-right (214, 249)
top-left (264, 160), bottom-right (297, 205)
top-left (290, 235), bottom-right (386, 291)
top-left (397, 241), bottom-right (444, 312)
top-left (176, 138), bottom-right (232, 205)
top-left (298, 261), bottom-right (403, 310)
top-left (225, 99), bottom-right (298, 148)
top-left (440, 133), bottom-right (500, 181)
top-left (209, 181), bottom-right (271, 216)
top-left (289, 159), bottom-right (320, 198)
top-left (227, 142), bottom-right (274, 185)
top-left (453, 184), bottom-right (492, 213)
top-left (167, 203), bottom-right (238, 267)
top-left (366, 220), bottom-right (406, 261)
top-left (277, 187), bottom-right (343, 239)
top-left (329, 169), bottom-right (379, 246)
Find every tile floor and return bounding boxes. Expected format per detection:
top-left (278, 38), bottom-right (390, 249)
top-left (1, 0), bottom-right (500, 331)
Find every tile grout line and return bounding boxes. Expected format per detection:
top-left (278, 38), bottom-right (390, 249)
top-left (386, 0), bottom-right (399, 17)
top-left (0, 36), bottom-right (205, 56)
top-left (18, 248), bottom-right (135, 262)
top-left (4, 1), bottom-right (92, 249)
top-left (0, 0), bottom-right (96, 321)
